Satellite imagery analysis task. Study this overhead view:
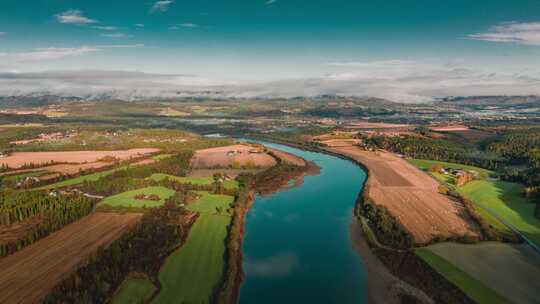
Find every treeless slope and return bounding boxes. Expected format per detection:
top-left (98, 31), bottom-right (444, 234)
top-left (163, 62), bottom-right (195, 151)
top-left (328, 146), bottom-right (480, 244)
top-left (0, 212), bottom-right (142, 304)
top-left (0, 148), bottom-right (159, 169)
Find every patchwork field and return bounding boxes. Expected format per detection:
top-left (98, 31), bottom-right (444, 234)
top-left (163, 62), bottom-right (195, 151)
top-left (152, 191), bottom-right (234, 303)
top-left (190, 144), bottom-right (276, 169)
top-left (328, 145), bottom-right (481, 244)
top-left (410, 159), bottom-right (540, 247)
top-left (0, 212), bottom-right (142, 304)
top-left (150, 173), bottom-right (239, 189)
top-left (415, 248), bottom-right (509, 304)
top-left (422, 242), bottom-right (540, 304)
top-left (0, 148), bottom-right (159, 169)
top-left (99, 186), bottom-right (176, 208)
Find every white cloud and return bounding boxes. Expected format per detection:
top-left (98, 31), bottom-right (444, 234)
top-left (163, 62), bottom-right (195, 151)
top-left (266, 0), bottom-right (277, 4)
top-left (97, 44), bottom-right (145, 49)
top-left (0, 47), bottom-right (99, 64)
top-left (0, 32), bottom-right (6, 36)
top-left (135, 24), bottom-right (145, 27)
top-left (91, 25), bottom-right (117, 31)
top-left (150, 1), bottom-right (173, 13)
top-left (56, 10), bottom-right (97, 25)
top-left (100, 33), bottom-right (132, 38)
top-left (468, 22), bottom-right (540, 46)
top-left (180, 23), bottom-right (199, 28)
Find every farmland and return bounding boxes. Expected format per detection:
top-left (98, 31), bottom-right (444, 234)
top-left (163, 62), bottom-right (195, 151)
top-left (421, 242), bottom-right (540, 304)
top-left (98, 186), bottom-right (176, 209)
top-left (152, 191), bottom-right (234, 303)
top-left (0, 148), bottom-right (159, 169)
top-left (0, 212), bottom-right (142, 304)
top-left (410, 158), bottom-right (540, 247)
top-left (150, 173), bottom-right (239, 189)
top-left (415, 248), bottom-right (509, 304)
top-left (190, 144), bottom-right (277, 169)
top-left (327, 144), bottom-right (481, 245)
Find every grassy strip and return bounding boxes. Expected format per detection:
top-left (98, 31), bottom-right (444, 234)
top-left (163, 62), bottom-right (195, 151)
top-left (152, 192), bottom-right (234, 304)
top-left (415, 248), bottom-right (509, 304)
top-left (98, 186), bottom-right (175, 208)
top-left (3, 170), bottom-right (47, 182)
top-left (459, 180), bottom-right (540, 247)
top-left (111, 275), bottom-right (156, 304)
top-left (35, 167), bottom-right (121, 190)
top-left (150, 173), bottom-right (239, 190)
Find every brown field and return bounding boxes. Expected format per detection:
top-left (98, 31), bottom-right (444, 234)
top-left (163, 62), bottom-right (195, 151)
top-left (343, 122), bottom-right (411, 129)
top-left (188, 168), bottom-right (263, 178)
top-left (327, 145), bottom-right (481, 244)
top-left (0, 148), bottom-right (159, 169)
top-left (320, 138), bottom-right (363, 147)
top-left (190, 144), bottom-right (277, 168)
top-left (0, 212), bottom-right (142, 304)
top-left (0, 215), bottom-right (44, 245)
top-left (266, 148), bottom-right (306, 166)
top-left (429, 125), bottom-right (469, 132)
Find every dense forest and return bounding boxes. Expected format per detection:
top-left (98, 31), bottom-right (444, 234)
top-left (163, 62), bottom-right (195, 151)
top-left (0, 191), bottom-right (95, 256)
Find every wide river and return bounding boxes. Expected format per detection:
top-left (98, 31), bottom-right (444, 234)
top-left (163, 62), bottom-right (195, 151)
top-left (239, 140), bottom-right (368, 303)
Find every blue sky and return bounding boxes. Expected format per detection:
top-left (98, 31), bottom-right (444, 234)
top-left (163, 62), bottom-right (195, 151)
top-left (0, 0), bottom-right (539, 101)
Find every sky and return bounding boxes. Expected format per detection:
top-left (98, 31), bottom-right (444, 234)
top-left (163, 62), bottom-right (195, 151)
top-left (0, 0), bottom-right (540, 102)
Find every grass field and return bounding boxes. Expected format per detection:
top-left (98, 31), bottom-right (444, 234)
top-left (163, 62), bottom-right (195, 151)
top-left (407, 159), bottom-right (493, 179)
top-left (424, 242), bottom-right (540, 304)
top-left (99, 186), bottom-right (176, 208)
top-left (36, 167), bottom-right (120, 190)
top-left (415, 248), bottom-right (509, 304)
top-left (459, 180), bottom-right (540, 246)
top-left (111, 275), bottom-right (156, 304)
top-left (409, 159), bottom-right (539, 245)
top-left (150, 173), bottom-right (239, 190)
top-left (152, 191), bottom-right (234, 304)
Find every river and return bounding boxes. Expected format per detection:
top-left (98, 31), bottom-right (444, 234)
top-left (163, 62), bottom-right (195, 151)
top-left (239, 140), bottom-right (368, 303)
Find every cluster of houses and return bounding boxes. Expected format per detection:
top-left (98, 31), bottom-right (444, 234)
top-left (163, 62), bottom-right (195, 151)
top-left (48, 188), bottom-right (104, 199)
top-left (9, 130), bottom-right (78, 145)
top-left (226, 148), bottom-right (263, 157)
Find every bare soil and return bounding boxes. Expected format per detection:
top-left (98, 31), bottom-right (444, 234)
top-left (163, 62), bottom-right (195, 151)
top-left (328, 145), bottom-right (481, 244)
top-left (0, 148), bottom-right (159, 169)
top-left (0, 212), bottom-right (142, 304)
top-left (190, 144), bottom-right (276, 169)
top-left (266, 147), bottom-right (306, 166)
top-left (0, 215), bottom-right (45, 245)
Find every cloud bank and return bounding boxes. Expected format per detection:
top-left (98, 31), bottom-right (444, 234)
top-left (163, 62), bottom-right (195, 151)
top-left (0, 60), bottom-right (539, 102)
top-left (468, 21), bottom-right (540, 46)
top-left (150, 1), bottom-right (174, 13)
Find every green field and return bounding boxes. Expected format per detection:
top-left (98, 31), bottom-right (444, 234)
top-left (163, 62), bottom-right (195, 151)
top-left (408, 158), bottom-right (493, 179)
top-left (152, 191), bottom-right (234, 304)
top-left (458, 180), bottom-right (540, 246)
top-left (111, 275), bottom-right (156, 304)
top-left (99, 186), bottom-right (176, 208)
top-left (415, 248), bottom-right (509, 304)
top-left (409, 159), bottom-right (539, 245)
top-left (423, 242), bottom-right (540, 304)
top-left (150, 173), bottom-right (239, 190)
top-left (35, 167), bottom-right (121, 190)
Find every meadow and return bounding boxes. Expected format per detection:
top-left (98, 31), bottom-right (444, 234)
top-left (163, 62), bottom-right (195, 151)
top-left (410, 158), bottom-right (540, 246)
top-left (422, 242), bottom-right (540, 304)
top-left (415, 248), bottom-right (509, 304)
top-left (98, 186), bottom-right (176, 208)
top-left (150, 173), bottom-right (239, 190)
top-left (111, 275), bottom-right (156, 304)
top-left (152, 191), bottom-right (234, 304)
